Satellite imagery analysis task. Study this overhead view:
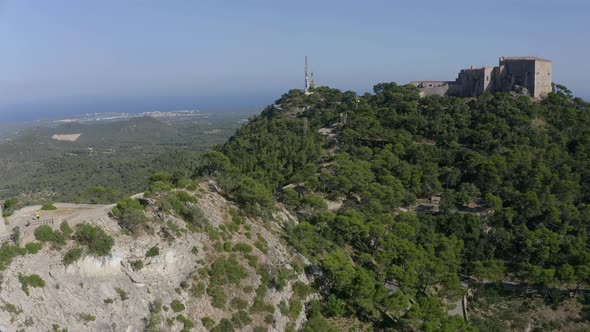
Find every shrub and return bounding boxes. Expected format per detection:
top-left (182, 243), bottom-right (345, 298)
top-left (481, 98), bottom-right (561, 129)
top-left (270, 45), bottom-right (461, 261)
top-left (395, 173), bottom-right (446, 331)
top-left (25, 242), bottom-right (43, 254)
top-left (18, 274), bottom-right (45, 296)
top-left (0, 244), bottom-right (26, 270)
top-left (41, 203), bottom-right (57, 211)
top-left (231, 310), bottom-right (252, 328)
top-left (264, 314), bottom-right (273, 324)
top-left (289, 299), bottom-right (302, 319)
top-left (176, 191), bottom-right (194, 203)
top-left (292, 281), bottom-right (312, 298)
top-left (149, 171), bottom-right (171, 183)
top-left (63, 247), bottom-right (83, 266)
top-left (2, 198), bottom-right (18, 217)
top-left (113, 197), bottom-right (143, 218)
top-left (115, 287), bottom-right (129, 301)
top-left (230, 297), bottom-right (248, 310)
top-left (112, 197), bottom-right (147, 234)
top-left (223, 241), bottom-right (232, 252)
top-left (176, 314), bottom-right (194, 330)
top-left (130, 260), bottom-right (144, 271)
top-left (190, 282), bottom-right (206, 297)
top-left (170, 299), bottom-right (185, 312)
top-left (145, 299), bottom-right (163, 332)
top-left (285, 323), bottom-right (296, 332)
top-left (75, 224), bottom-right (114, 256)
top-left (209, 256), bottom-right (248, 286)
top-left (146, 246), bottom-right (159, 257)
top-left (201, 317), bottom-right (215, 329)
top-left (279, 300), bottom-right (289, 316)
top-left (34, 225), bottom-right (65, 245)
top-left (245, 254), bottom-right (258, 268)
top-left (150, 181), bottom-right (173, 192)
top-left (60, 221), bottom-right (73, 238)
top-left (254, 241), bottom-right (268, 254)
top-left (207, 286), bottom-right (226, 308)
top-left (52, 324), bottom-right (67, 332)
top-left (211, 318), bottom-right (234, 332)
top-left (181, 205), bottom-right (208, 229)
top-left (231, 177), bottom-right (274, 216)
top-left (2, 303), bottom-right (22, 315)
top-left (176, 178), bottom-right (193, 189)
top-left (232, 243), bottom-right (253, 253)
top-left (79, 313), bottom-right (96, 323)
top-left (250, 285), bottom-right (274, 313)
top-left (300, 194), bottom-right (328, 212)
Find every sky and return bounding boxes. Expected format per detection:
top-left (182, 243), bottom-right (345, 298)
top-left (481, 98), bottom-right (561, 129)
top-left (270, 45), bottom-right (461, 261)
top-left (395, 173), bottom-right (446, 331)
top-left (0, 0), bottom-right (589, 121)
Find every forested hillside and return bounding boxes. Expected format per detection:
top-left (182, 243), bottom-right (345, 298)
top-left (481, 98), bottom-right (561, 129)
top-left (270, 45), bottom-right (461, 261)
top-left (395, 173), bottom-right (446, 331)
top-left (199, 83), bottom-right (590, 331)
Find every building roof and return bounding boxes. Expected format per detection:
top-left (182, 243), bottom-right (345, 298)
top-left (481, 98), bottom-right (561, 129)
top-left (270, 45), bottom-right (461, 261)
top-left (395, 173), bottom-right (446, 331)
top-left (501, 56), bottom-right (551, 62)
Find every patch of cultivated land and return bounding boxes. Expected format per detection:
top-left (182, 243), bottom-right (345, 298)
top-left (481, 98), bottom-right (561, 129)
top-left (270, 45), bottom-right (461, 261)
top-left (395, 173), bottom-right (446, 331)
top-left (51, 133), bottom-right (82, 141)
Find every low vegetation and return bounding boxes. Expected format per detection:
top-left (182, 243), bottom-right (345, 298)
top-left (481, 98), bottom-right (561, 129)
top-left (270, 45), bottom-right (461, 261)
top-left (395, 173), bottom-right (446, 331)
top-left (0, 244), bottom-right (26, 270)
top-left (34, 225), bottom-right (66, 246)
top-left (145, 299), bottom-right (163, 332)
top-left (115, 287), bottom-right (129, 301)
top-left (79, 313), bottom-right (96, 323)
top-left (63, 247), bottom-right (83, 266)
top-left (145, 245), bottom-right (159, 258)
top-left (170, 299), bottom-right (185, 312)
top-left (130, 259), bottom-right (144, 271)
top-left (25, 242), bottom-right (43, 254)
top-left (41, 203), bottom-right (57, 211)
top-left (18, 273), bottom-right (46, 296)
top-left (74, 224), bottom-right (114, 256)
top-left (112, 197), bottom-right (148, 235)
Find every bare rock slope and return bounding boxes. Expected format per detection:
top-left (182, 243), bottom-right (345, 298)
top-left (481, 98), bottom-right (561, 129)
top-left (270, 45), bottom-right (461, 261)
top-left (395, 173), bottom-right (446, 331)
top-left (0, 185), bottom-right (310, 332)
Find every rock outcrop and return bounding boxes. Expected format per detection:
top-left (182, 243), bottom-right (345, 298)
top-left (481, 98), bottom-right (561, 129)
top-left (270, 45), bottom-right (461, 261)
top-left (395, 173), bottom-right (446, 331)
top-left (0, 185), bottom-right (311, 332)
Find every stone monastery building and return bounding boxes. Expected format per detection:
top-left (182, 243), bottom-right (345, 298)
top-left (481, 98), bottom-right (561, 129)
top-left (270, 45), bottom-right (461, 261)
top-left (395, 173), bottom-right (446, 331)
top-left (412, 56), bottom-right (552, 99)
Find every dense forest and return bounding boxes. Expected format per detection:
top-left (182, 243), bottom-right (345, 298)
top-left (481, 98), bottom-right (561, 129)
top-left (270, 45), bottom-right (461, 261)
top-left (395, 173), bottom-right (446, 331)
top-left (198, 83), bottom-right (590, 331)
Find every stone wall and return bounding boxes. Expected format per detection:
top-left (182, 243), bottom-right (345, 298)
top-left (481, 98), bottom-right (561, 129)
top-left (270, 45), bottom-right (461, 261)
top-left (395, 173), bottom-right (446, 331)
top-left (417, 85), bottom-right (450, 97)
top-left (534, 60), bottom-right (553, 98)
top-left (455, 68), bottom-right (488, 97)
top-left (499, 58), bottom-right (537, 94)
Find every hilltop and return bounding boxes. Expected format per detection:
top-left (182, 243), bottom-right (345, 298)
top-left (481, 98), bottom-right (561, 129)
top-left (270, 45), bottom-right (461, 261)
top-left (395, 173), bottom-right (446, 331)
top-left (198, 83), bottom-right (590, 331)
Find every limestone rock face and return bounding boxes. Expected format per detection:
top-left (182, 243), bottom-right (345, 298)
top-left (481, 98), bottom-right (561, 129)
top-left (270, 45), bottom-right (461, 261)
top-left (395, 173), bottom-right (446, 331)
top-left (0, 186), bottom-right (311, 332)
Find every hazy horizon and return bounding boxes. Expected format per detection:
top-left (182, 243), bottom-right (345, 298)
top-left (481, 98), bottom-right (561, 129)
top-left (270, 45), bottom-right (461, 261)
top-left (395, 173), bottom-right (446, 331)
top-left (1, 0), bottom-right (589, 122)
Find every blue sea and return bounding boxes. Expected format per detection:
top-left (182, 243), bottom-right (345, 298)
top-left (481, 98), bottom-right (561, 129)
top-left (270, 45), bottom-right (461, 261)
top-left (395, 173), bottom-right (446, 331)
top-left (0, 93), bottom-right (273, 123)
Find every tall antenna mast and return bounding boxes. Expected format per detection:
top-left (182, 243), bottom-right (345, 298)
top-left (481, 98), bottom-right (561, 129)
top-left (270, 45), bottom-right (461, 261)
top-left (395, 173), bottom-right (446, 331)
top-left (304, 56), bottom-right (310, 94)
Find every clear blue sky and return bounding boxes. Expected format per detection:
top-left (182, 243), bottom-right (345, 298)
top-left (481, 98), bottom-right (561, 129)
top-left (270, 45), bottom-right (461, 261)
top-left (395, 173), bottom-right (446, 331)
top-left (0, 0), bottom-right (588, 121)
